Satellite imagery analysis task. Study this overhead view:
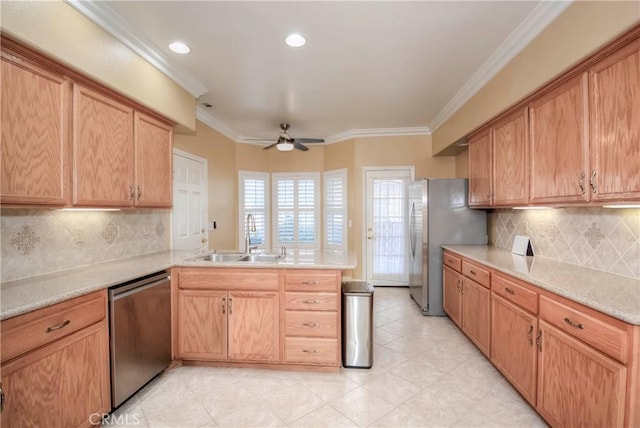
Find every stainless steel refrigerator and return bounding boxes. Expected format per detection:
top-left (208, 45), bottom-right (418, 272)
top-left (408, 178), bottom-right (487, 316)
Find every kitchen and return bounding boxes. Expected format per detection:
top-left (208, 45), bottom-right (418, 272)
top-left (1, 1), bottom-right (639, 427)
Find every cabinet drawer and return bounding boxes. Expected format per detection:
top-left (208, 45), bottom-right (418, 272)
top-left (1, 290), bottom-right (106, 363)
top-left (462, 260), bottom-right (490, 288)
top-left (179, 268), bottom-right (279, 290)
top-left (284, 337), bottom-right (339, 365)
top-left (285, 292), bottom-right (338, 311)
top-left (285, 311), bottom-right (339, 338)
top-left (539, 296), bottom-right (627, 363)
top-left (285, 270), bottom-right (340, 292)
top-left (492, 273), bottom-right (538, 314)
top-left (443, 252), bottom-right (462, 271)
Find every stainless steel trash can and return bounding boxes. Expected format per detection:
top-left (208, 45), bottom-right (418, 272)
top-left (342, 281), bottom-right (374, 368)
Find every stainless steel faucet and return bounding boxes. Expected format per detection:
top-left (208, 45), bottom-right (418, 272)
top-left (244, 214), bottom-right (257, 254)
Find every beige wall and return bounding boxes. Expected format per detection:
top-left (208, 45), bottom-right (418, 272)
top-left (455, 150), bottom-right (469, 179)
top-left (1, 0), bottom-right (196, 130)
top-left (174, 121), bottom-right (237, 250)
top-left (433, 1), bottom-right (640, 153)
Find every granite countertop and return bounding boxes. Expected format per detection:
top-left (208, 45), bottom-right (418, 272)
top-left (0, 249), bottom-right (357, 321)
top-left (442, 245), bottom-right (640, 325)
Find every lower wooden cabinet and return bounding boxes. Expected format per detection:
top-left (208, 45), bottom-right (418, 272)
top-left (442, 265), bottom-right (462, 328)
top-left (461, 277), bottom-right (491, 357)
top-left (177, 290), bottom-right (227, 360)
top-left (227, 291), bottom-right (279, 362)
top-left (537, 320), bottom-right (627, 427)
top-left (0, 291), bottom-right (110, 428)
top-left (491, 293), bottom-right (538, 406)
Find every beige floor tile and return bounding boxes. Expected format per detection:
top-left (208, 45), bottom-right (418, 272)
top-left (368, 407), bottom-right (429, 428)
top-left (261, 383), bottom-right (326, 424)
top-left (389, 359), bottom-right (448, 385)
top-left (289, 404), bottom-right (358, 428)
top-left (329, 387), bottom-right (395, 427)
top-left (360, 372), bottom-right (422, 406)
top-left (143, 399), bottom-right (214, 428)
top-left (299, 372), bottom-right (360, 402)
top-left (214, 408), bottom-right (286, 428)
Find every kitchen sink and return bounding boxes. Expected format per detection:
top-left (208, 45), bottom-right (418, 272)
top-left (188, 253), bottom-right (244, 262)
top-left (236, 254), bottom-right (283, 263)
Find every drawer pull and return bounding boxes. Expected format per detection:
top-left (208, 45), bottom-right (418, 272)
top-left (527, 325), bottom-right (533, 346)
top-left (505, 287), bottom-right (516, 295)
top-left (302, 299), bottom-right (321, 304)
top-left (536, 330), bottom-right (542, 352)
top-left (45, 319), bottom-right (70, 333)
top-left (469, 270), bottom-right (476, 275)
top-left (564, 317), bottom-right (584, 330)
top-left (302, 348), bottom-right (320, 353)
top-left (303, 322), bottom-right (320, 328)
top-left (302, 280), bottom-right (320, 285)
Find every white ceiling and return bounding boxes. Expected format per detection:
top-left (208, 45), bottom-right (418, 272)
top-left (79, 1), bottom-right (568, 143)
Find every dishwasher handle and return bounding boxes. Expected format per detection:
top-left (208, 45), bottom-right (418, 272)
top-left (112, 277), bottom-right (170, 301)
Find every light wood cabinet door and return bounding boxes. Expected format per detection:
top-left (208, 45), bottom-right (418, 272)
top-left (134, 112), bottom-right (172, 207)
top-left (443, 266), bottom-right (462, 328)
top-left (468, 129), bottom-right (492, 207)
top-left (589, 38), bottom-right (640, 202)
top-left (228, 291), bottom-right (280, 362)
top-left (1, 322), bottom-right (110, 428)
top-left (1, 51), bottom-right (69, 205)
top-left (461, 277), bottom-right (490, 357)
top-left (530, 73), bottom-right (590, 204)
top-left (492, 108), bottom-right (529, 206)
top-left (73, 84), bottom-right (134, 207)
top-left (491, 293), bottom-right (538, 406)
top-left (537, 320), bottom-right (626, 428)
top-left (177, 290), bottom-right (227, 360)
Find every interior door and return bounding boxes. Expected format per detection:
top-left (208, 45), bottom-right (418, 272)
top-left (364, 168), bottom-right (413, 286)
top-left (172, 149), bottom-right (208, 251)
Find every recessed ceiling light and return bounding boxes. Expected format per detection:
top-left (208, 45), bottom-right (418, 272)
top-left (285, 34), bottom-right (306, 48)
top-left (169, 41), bottom-right (191, 54)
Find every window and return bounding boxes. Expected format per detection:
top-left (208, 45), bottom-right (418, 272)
top-left (238, 171), bottom-right (269, 250)
top-left (272, 173), bottom-right (320, 249)
top-left (323, 169), bottom-right (347, 251)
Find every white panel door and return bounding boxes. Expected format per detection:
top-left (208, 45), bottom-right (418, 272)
top-left (172, 150), bottom-right (207, 251)
top-left (364, 168), bottom-right (413, 286)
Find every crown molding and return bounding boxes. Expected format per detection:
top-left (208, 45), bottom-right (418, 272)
top-left (196, 106), bottom-right (242, 142)
top-left (428, 0), bottom-right (572, 132)
top-left (65, 0), bottom-right (209, 98)
top-left (324, 127), bottom-right (431, 145)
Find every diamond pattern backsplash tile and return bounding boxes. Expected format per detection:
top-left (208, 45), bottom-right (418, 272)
top-left (1, 209), bottom-right (170, 282)
top-left (489, 207), bottom-right (640, 279)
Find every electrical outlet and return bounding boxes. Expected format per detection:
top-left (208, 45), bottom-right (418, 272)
top-left (73, 227), bottom-right (85, 244)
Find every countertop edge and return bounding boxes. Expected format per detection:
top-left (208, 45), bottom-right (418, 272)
top-left (442, 245), bottom-right (640, 326)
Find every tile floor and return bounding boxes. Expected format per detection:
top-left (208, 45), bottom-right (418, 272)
top-left (106, 287), bottom-right (547, 428)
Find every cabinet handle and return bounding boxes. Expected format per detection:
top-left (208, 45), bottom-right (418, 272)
top-left (504, 287), bottom-right (516, 295)
top-left (302, 299), bottom-right (321, 304)
top-left (45, 319), bottom-right (70, 333)
top-left (302, 280), bottom-right (320, 285)
top-left (129, 184), bottom-right (135, 201)
top-left (222, 297), bottom-right (226, 314)
top-left (590, 170), bottom-right (597, 194)
top-left (536, 330), bottom-right (542, 352)
top-left (302, 348), bottom-right (320, 353)
top-left (137, 185), bottom-right (142, 200)
top-left (447, 259), bottom-right (454, 264)
top-left (303, 322), bottom-right (320, 328)
top-left (527, 325), bottom-right (533, 346)
top-left (228, 297), bottom-right (233, 315)
top-left (0, 383), bottom-right (4, 412)
top-left (563, 317), bottom-right (584, 330)
top-left (469, 270), bottom-right (476, 275)
top-left (578, 171), bottom-right (586, 195)
top-left (456, 278), bottom-right (462, 292)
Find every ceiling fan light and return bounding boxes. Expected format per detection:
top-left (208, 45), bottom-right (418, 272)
top-left (277, 142), bottom-right (294, 151)
top-left (285, 34), bottom-right (306, 48)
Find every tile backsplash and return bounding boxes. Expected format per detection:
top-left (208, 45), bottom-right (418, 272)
top-left (489, 208), bottom-right (640, 279)
top-left (1, 209), bottom-right (170, 282)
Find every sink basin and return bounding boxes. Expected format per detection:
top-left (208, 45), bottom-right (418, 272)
top-left (236, 254), bottom-right (283, 263)
top-left (188, 253), bottom-right (244, 262)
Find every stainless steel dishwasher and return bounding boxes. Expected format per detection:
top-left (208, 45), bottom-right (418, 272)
top-left (109, 271), bottom-right (172, 408)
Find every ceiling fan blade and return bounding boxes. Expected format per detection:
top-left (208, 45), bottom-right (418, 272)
top-left (293, 142), bottom-right (309, 151)
top-left (293, 138), bottom-right (324, 144)
top-left (262, 142), bottom-right (279, 150)
top-left (244, 138), bottom-right (277, 142)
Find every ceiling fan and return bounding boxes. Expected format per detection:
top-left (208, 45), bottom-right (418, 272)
top-left (254, 123), bottom-right (324, 152)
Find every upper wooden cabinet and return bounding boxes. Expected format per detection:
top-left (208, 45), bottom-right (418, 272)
top-left (73, 84), bottom-right (134, 207)
top-left (530, 73), bottom-right (590, 204)
top-left (134, 112), bottom-right (173, 207)
top-left (492, 108), bottom-right (529, 206)
top-left (468, 129), bottom-right (492, 207)
top-left (589, 37), bottom-right (640, 202)
top-left (0, 50), bottom-right (70, 206)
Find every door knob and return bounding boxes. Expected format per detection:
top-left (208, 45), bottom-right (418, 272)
top-left (367, 227), bottom-right (374, 240)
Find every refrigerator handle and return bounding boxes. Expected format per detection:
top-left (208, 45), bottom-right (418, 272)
top-left (409, 202), bottom-right (416, 260)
